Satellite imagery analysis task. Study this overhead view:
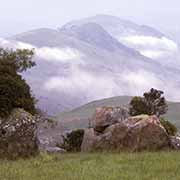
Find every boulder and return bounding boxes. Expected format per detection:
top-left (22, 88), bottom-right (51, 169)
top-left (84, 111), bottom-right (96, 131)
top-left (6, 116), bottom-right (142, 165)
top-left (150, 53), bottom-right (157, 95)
top-left (0, 109), bottom-right (39, 159)
top-left (81, 114), bottom-right (170, 152)
top-left (170, 135), bottom-right (180, 150)
top-left (92, 106), bottom-right (129, 132)
top-left (37, 117), bottom-right (63, 152)
top-left (122, 115), bottom-right (170, 151)
top-left (81, 128), bottom-right (100, 152)
top-left (44, 147), bottom-right (66, 153)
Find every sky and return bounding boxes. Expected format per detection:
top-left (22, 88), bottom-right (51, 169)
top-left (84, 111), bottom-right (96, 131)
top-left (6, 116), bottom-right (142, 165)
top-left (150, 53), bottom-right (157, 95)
top-left (0, 0), bottom-right (179, 37)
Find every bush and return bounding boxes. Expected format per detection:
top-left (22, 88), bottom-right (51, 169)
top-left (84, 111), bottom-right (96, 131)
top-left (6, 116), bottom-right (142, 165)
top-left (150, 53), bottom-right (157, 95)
top-left (61, 129), bottom-right (85, 152)
top-left (160, 118), bottom-right (177, 136)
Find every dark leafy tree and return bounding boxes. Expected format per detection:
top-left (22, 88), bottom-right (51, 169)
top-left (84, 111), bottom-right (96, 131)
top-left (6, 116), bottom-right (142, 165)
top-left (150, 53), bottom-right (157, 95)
top-left (129, 88), bottom-right (168, 117)
top-left (0, 48), bottom-right (36, 118)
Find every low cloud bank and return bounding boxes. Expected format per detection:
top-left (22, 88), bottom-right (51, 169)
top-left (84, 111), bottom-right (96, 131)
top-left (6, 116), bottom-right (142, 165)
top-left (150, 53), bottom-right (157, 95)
top-left (119, 36), bottom-right (179, 59)
top-left (0, 38), bottom-right (83, 64)
top-left (0, 38), bottom-right (180, 108)
top-left (43, 66), bottom-right (120, 100)
top-left (43, 65), bottom-right (179, 102)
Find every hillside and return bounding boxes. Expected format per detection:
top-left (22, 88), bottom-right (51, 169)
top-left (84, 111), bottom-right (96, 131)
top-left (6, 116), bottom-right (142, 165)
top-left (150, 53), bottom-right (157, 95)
top-left (0, 15), bottom-right (179, 115)
top-left (165, 102), bottom-right (180, 129)
top-left (56, 96), bottom-right (180, 130)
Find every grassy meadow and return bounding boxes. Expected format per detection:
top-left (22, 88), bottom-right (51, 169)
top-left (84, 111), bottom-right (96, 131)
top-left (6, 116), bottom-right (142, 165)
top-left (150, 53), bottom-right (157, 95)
top-left (0, 152), bottom-right (180, 180)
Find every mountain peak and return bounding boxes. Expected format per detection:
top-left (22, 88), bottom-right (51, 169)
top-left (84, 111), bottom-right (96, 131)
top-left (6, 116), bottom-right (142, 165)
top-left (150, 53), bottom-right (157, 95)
top-left (61, 14), bottom-right (164, 38)
top-left (60, 22), bottom-right (138, 53)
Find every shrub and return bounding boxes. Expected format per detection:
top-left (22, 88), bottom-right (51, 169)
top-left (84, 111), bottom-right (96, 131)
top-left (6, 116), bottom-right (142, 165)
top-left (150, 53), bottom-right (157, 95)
top-left (61, 129), bottom-right (85, 152)
top-left (160, 118), bottom-right (177, 136)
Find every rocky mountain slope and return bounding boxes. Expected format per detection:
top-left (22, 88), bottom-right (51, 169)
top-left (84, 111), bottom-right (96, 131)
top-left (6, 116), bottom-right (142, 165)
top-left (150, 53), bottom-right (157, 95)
top-left (62, 15), bottom-right (180, 67)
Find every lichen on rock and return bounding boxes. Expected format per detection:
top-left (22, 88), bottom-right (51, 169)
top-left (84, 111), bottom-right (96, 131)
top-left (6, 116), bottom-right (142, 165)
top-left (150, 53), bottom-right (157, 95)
top-left (81, 107), bottom-right (171, 152)
top-left (0, 108), bottom-right (39, 159)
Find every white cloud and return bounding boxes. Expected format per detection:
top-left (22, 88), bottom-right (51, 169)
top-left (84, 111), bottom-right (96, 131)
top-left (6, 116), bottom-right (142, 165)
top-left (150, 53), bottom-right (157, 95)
top-left (121, 36), bottom-right (178, 50)
top-left (43, 64), bottom-right (169, 102)
top-left (140, 50), bottom-right (166, 59)
top-left (36, 47), bottom-right (82, 63)
top-left (0, 38), bottom-right (83, 64)
top-left (43, 64), bottom-right (180, 103)
top-left (119, 35), bottom-right (179, 59)
top-left (1, 37), bottom-right (180, 105)
top-left (121, 70), bottom-right (163, 94)
top-left (16, 41), bottom-right (35, 49)
top-left (43, 66), bottom-right (120, 101)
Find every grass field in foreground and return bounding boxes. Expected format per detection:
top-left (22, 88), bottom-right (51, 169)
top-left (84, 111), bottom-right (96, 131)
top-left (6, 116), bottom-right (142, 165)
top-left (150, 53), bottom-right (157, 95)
top-left (0, 152), bottom-right (180, 180)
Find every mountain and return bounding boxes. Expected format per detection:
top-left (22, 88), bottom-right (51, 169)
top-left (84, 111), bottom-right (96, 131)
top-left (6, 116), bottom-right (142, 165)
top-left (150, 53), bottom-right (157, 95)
top-left (60, 22), bottom-right (137, 53)
top-left (55, 96), bottom-right (180, 131)
top-left (62, 15), bottom-right (180, 68)
top-left (62, 14), bottom-right (164, 38)
top-left (165, 29), bottom-right (180, 43)
top-left (0, 15), bottom-right (180, 115)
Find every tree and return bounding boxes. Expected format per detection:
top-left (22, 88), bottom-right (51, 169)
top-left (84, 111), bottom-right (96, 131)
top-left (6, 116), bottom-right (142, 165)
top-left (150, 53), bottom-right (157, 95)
top-left (129, 96), bottom-right (148, 116)
top-left (0, 48), bottom-right (35, 72)
top-left (129, 88), bottom-right (168, 117)
top-left (0, 48), bottom-right (36, 118)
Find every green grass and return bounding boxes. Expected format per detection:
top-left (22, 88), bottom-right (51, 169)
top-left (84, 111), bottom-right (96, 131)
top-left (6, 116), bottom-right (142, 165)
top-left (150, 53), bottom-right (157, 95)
top-left (1, 152), bottom-right (180, 180)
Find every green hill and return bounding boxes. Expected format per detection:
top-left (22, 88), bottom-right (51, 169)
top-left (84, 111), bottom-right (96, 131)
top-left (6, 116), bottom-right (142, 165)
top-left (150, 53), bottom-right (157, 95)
top-left (56, 96), bottom-right (180, 131)
top-left (164, 102), bottom-right (180, 129)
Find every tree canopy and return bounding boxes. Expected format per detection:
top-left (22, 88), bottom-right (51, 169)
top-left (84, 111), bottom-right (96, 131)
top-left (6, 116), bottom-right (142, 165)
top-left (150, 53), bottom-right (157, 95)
top-left (0, 48), bottom-right (35, 72)
top-left (129, 88), bottom-right (168, 117)
top-left (0, 48), bottom-right (36, 118)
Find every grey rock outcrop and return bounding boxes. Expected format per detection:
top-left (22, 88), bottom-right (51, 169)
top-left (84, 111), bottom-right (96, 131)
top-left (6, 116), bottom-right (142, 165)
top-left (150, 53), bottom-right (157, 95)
top-left (37, 116), bottom-right (65, 153)
top-left (170, 135), bottom-right (180, 150)
top-left (0, 109), bottom-right (39, 159)
top-left (44, 147), bottom-right (66, 153)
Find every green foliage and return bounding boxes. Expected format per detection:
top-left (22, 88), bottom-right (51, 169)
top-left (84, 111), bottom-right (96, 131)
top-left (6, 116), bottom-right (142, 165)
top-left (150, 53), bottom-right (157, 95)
top-left (0, 48), bottom-right (36, 118)
top-left (160, 118), bottom-right (177, 136)
top-left (129, 88), bottom-right (168, 117)
top-left (0, 48), bottom-right (35, 72)
top-left (61, 129), bottom-right (84, 152)
top-left (129, 96), bottom-right (148, 116)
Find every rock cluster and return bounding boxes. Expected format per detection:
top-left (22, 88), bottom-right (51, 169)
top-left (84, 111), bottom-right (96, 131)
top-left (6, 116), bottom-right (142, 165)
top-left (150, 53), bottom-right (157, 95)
top-left (92, 106), bottom-right (129, 132)
top-left (37, 117), bottom-right (65, 153)
top-left (0, 109), bottom-right (39, 159)
top-left (81, 107), bottom-right (171, 152)
top-left (170, 135), bottom-right (180, 150)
